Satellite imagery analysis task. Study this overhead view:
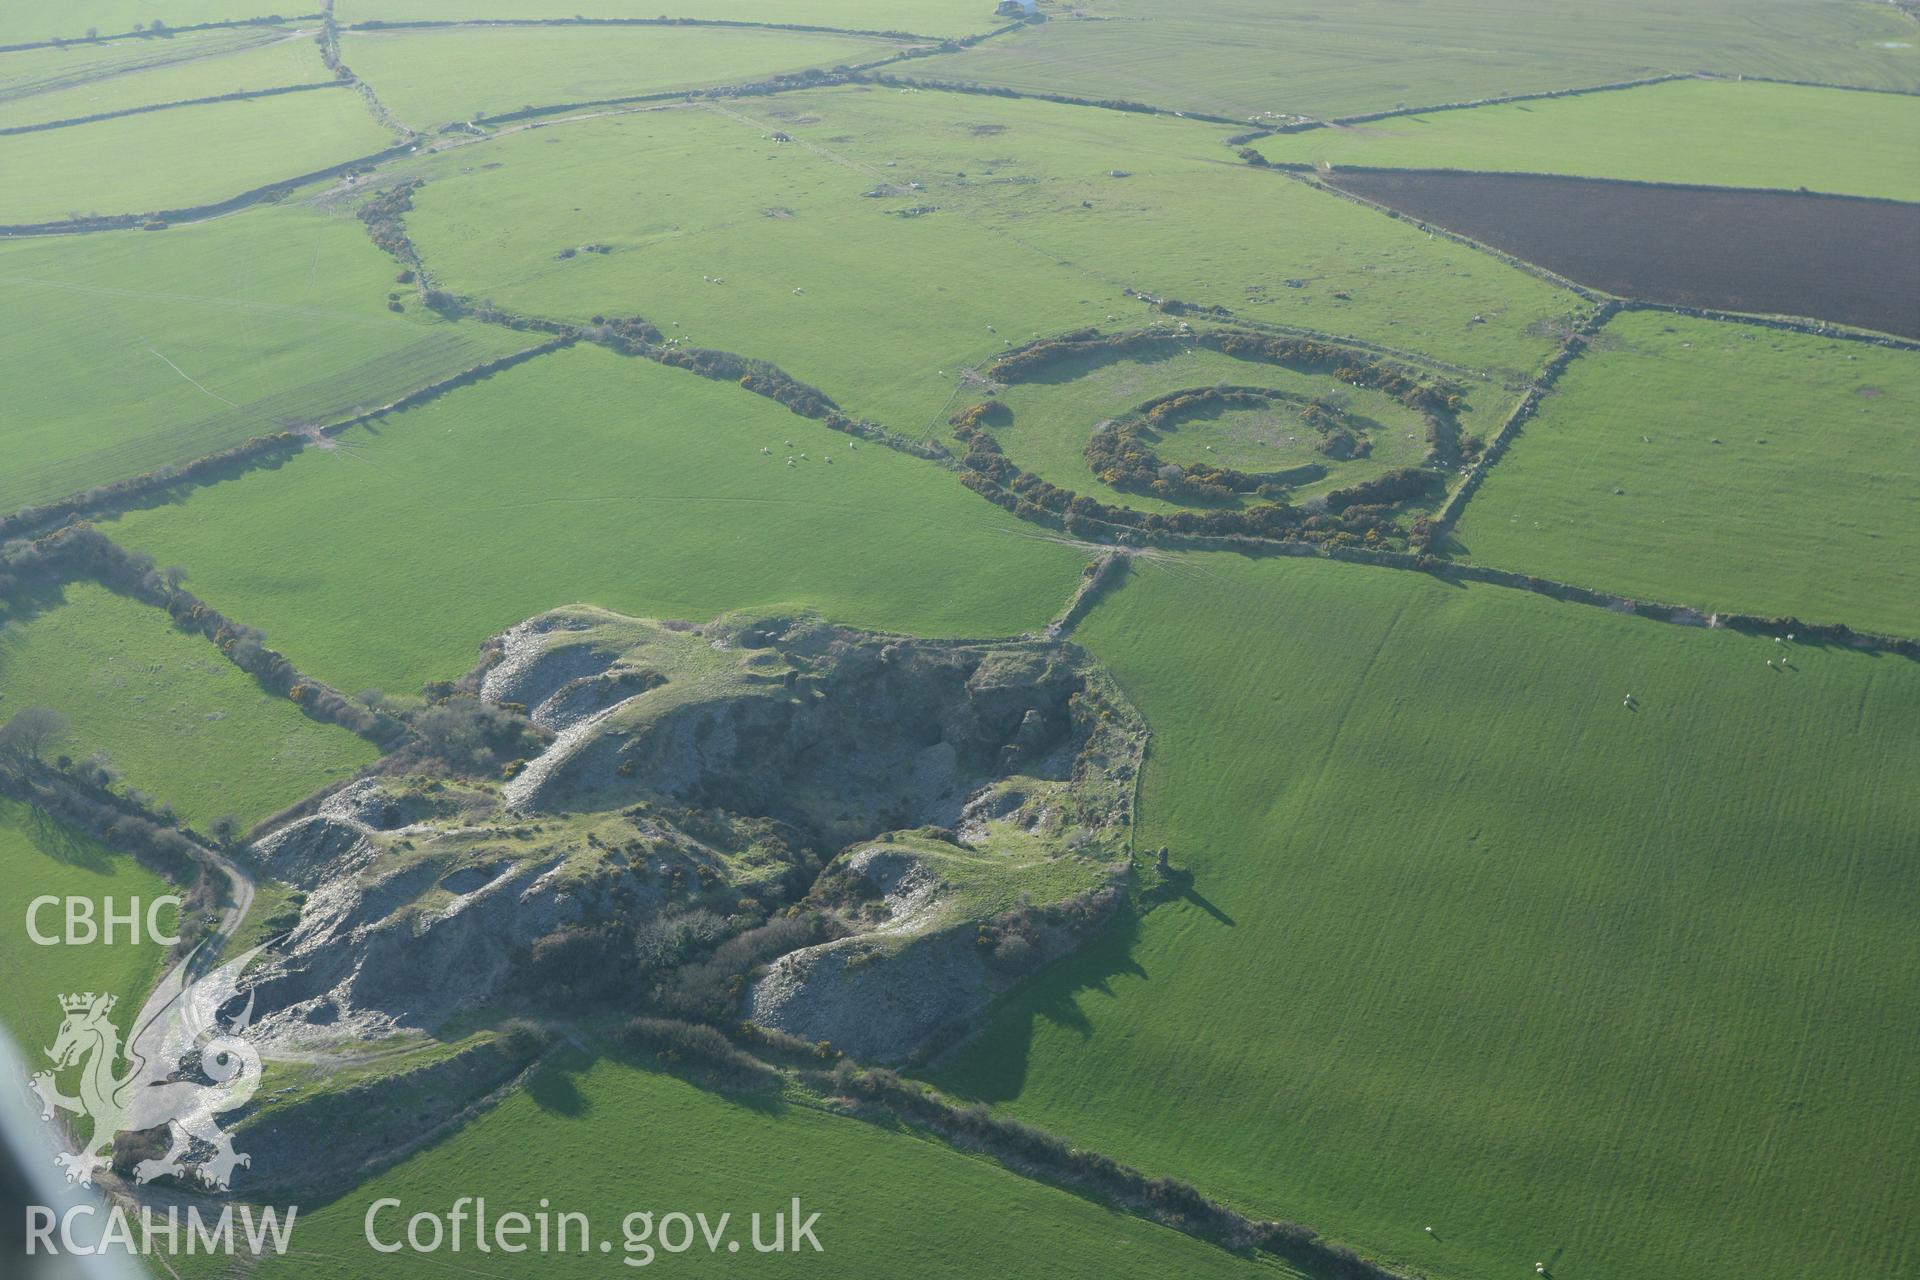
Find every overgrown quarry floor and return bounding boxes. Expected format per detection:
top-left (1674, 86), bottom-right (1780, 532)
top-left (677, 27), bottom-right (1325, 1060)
top-left (241, 608), bottom-right (1142, 1068)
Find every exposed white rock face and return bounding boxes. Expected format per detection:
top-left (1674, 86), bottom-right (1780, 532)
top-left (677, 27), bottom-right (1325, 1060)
top-left (237, 607), bottom-right (1144, 1062)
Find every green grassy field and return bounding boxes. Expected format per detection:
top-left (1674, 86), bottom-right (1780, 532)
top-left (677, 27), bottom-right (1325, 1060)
top-left (1453, 312), bottom-right (1920, 637)
top-left (1256, 80), bottom-right (1920, 203)
top-left (930, 552), bottom-right (1920, 1280)
top-left (107, 343), bottom-right (1090, 695)
top-left (392, 86), bottom-right (1569, 435)
top-left (0, 202), bottom-right (528, 513)
top-left (0, 582), bottom-right (375, 826)
top-left (3, 9), bottom-right (1914, 1277)
top-left (0, 4), bottom-right (288, 46)
top-left (989, 343), bottom-right (1466, 512)
top-left (0, 799), bottom-right (173, 1053)
top-left (0, 88), bottom-right (395, 223)
top-left (0, 27), bottom-right (325, 129)
top-left (344, 24), bottom-right (906, 129)
top-left (177, 1057), bottom-right (1290, 1279)
top-left (904, 0), bottom-right (1920, 121)
top-left (335, 0), bottom-right (1003, 39)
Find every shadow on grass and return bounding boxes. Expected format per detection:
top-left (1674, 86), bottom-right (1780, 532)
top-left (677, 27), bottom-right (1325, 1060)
top-left (525, 1060), bottom-right (589, 1116)
top-left (1144, 866), bottom-right (1236, 926)
top-left (22, 802), bottom-right (114, 874)
top-left (0, 579), bottom-right (73, 635)
top-left (924, 902), bottom-right (1149, 1104)
top-left (246, 1035), bottom-right (792, 1213)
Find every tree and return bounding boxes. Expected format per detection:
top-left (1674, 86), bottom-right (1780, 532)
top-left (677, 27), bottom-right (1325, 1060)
top-left (208, 814), bottom-right (242, 848)
top-left (0, 706), bottom-right (68, 763)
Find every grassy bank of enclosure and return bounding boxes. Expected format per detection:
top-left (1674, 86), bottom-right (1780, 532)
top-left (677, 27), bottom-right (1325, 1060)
top-left (0, 582), bottom-right (375, 826)
top-left (988, 343), bottom-right (1469, 513)
top-left (1257, 79), bottom-right (1920, 204)
top-left (1453, 311), bottom-right (1920, 637)
top-left (902, 0), bottom-right (1920, 121)
top-left (932, 552), bottom-right (1920, 1280)
top-left (0, 203), bottom-right (527, 513)
top-left (107, 343), bottom-right (1090, 695)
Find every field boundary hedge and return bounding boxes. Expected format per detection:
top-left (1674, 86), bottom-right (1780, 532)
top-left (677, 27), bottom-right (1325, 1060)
top-left (0, 14), bottom-right (317, 55)
top-left (0, 80), bottom-right (345, 137)
top-left (437, 290), bottom-right (955, 460)
top-left (1431, 301), bottom-right (1621, 532)
top-left (0, 339), bottom-right (567, 540)
top-left (1718, 72), bottom-right (1920, 99)
top-left (853, 70), bottom-right (1248, 125)
top-left (319, 0), bottom-right (409, 136)
top-left (1, 525), bottom-right (410, 746)
top-left (1295, 172), bottom-right (1920, 348)
top-left (1295, 164), bottom-right (1920, 210)
top-left (1240, 72), bottom-right (1694, 141)
top-left (0, 136), bottom-right (420, 236)
top-left (1280, 170), bottom-right (1603, 300)
top-left (1616, 298), bottom-right (1920, 351)
top-left (1228, 70), bottom-right (1920, 149)
top-left (1046, 553), bottom-right (1130, 640)
top-left (0, 759), bottom-right (220, 925)
top-left (345, 15), bottom-right (961, 44)
top-left (1071, 531), bottom-right (1920, 658)
top-left (473, 64), bottom-right (903, 127)
top-left (808, 1061), bottom-right (1424, 1279)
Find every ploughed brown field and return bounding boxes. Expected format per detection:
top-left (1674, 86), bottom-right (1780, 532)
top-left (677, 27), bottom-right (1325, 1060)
top-left (1324, 170), bottom-right (1920, 339)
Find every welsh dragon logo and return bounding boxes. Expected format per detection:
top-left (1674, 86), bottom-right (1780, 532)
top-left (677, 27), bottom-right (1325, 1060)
top-left (30, 945), bottom-right (264, 1191)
